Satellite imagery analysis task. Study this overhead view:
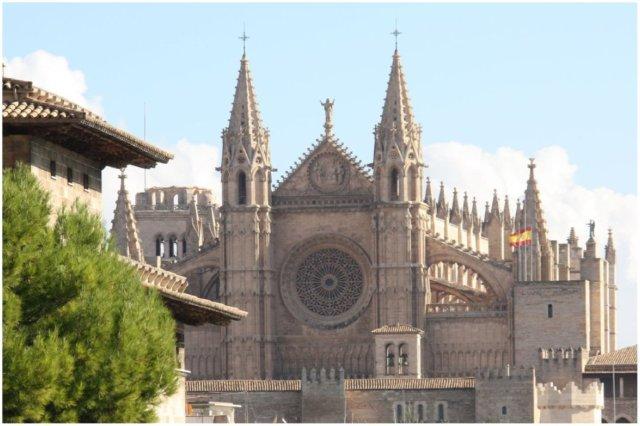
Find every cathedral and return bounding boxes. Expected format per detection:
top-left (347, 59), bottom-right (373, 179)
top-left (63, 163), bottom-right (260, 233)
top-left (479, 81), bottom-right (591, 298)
top-left (112, 46), bottom-right (635, 422)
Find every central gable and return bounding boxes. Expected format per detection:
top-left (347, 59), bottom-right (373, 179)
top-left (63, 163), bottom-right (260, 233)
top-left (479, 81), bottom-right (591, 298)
top-left (273, 138), bottom-right (373, 197)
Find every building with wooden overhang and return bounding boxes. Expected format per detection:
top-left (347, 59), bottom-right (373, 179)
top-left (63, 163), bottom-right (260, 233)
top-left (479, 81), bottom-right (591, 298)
top-left (3, 74), bottom-right (248, 422)
top-left (2, 76), bottom-right (172, 218)
top-left (583, 345), bottom-right (637, 423)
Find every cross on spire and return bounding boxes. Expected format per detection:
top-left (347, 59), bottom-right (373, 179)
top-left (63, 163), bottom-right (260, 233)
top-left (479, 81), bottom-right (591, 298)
top-left (239, 24), bottom-right (249, 56)
top-left (118, 167), bottom-right (127, 191)
top-left (391, 20), bottom-right (401, 51)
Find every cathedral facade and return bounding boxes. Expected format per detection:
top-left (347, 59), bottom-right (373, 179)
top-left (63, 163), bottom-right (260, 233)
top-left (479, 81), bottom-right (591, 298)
top-left (123, 48), bottom-right (619, 385)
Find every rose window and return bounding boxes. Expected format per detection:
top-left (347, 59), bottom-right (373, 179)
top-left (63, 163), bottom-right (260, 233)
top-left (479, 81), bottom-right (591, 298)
top-left (294, 248), bottom-right (364, 317)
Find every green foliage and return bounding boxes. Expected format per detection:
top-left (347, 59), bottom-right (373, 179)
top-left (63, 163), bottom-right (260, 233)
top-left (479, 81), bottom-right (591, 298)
top-left (3, 164), bottom-right (178, 422)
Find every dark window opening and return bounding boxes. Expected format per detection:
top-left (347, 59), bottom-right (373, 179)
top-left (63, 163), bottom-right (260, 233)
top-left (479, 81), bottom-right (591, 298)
top-left (67, 166), bottom-right (73, 184)
top-left (417, 404), bottom-right (424, 422)
top-left (83, 173), bottom-right (90, 190)
top-left (238, 171), bottom-right (247, 205)
top-left (155, 237), bottom-right (164, 257)
top-left (385, 344), bottom-right (395, 375)
top-left (50, 160), bottom-right (57, 177)
top-left (169, 237), bottom-right (178, 258)
top-left (390, 168), bottom-right (400, 201)
top-left (502, 406), bottom-right (507, 416)
top-left (182, 238), bottom-right (187, 255)
top-left (395, 404), bottom-right (403, 423)
top-left (437, 404), bottom-right (445, 423)
top-left (548, 304), bottom-right (553, 318)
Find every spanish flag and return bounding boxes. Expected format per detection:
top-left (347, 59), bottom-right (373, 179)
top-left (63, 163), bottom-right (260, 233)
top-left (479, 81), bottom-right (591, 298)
top-left (509, 227), bottom-right (533, 247)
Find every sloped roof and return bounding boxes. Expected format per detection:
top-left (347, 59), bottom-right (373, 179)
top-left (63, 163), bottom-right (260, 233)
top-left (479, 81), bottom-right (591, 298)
top-left (371, 324), bottom-right (424, 335)
top-left (272, 134), bottom-right (373, 194)
top-left (123, 257), bottom-right (247, 326)
top-left (3, 77), bottom-right (172, 168)
top-left (186, 377), bottom-right (474, 393)
top-left (585, 345), bottom-right (637, 373)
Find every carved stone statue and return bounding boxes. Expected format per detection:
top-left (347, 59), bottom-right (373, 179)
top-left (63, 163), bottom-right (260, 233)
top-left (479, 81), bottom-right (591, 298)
top-left (320, 98), bottom-right (334, 134)
top-left (588, 220), bottom-right (595, 239)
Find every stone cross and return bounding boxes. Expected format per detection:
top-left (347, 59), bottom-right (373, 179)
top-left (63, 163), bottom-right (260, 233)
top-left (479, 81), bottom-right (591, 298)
top-left (118, 167), bottom-right (127, 191)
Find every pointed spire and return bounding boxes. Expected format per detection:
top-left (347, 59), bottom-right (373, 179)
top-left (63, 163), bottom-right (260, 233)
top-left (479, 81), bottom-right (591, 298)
top-left (450, 188), bottom-right (461, 225)
top-left (185, 195), bottom-right (202, 252)
top-left (462, 192), bottom-right (471, 227)
top-left (380, 49), bottom-right (415, 132)
top-left (483, 201), bottom-right (491, 224)
top-left (224, 52), bottom-right (270, 167)
top-left (424, 177), bottom-right (434, 208)
top-left (568, 227), bottom-right (578, 246)
top-left (110, 168), bottom-right (145, 262)
top-left (605, 228), bottom-right (616, 264)
top-left (503, 195), bottom-right (512, 226)
top-left (436, 181), bottom-right (447, 219)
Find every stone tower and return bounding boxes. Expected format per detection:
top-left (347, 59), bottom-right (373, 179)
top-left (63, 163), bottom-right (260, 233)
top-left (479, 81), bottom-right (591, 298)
top-left (218, 52), bottom-right (274, 379)
top-left (372, 48), bottom-right (428, 326)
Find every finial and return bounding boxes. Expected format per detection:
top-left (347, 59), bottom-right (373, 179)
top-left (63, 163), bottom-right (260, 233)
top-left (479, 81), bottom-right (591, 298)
top-left (528, 157), bottom-right (536, 179)
top-left (320, 98), bottom-right (334, 136)
top-left (239, 23), bottom-right (249, 56)
top-left (118, 167), bottom-right (127, 191)
top-left (391, 19), bottom-right (401, 52)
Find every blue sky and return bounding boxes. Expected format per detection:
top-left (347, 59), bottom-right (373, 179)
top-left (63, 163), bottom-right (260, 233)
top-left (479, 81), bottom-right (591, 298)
top-left (4, 3), bottom-right (636, 192)
top-left (3, 3), bottom-right (637, 347)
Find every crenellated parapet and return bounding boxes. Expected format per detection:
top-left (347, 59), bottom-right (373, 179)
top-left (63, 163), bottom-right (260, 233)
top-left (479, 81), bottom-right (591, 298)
top-left (537, 381), bottom-right (604, 423)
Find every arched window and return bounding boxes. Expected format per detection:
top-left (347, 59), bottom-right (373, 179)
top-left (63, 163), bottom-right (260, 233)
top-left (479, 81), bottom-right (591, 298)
top-left (169, 236), bottom-right (178, 258)
top-left (172, 193), bottom-right (179, 209)
top-left (437, 403), bottom-right (446, 423)
top-left (390, 168), bottom-right (400, 201)
top-left (238, 171), bottom-right (247, 205)
top-left (385, 344), bottom-right (396, 375)
top-left (547, 304), bottom-right (553, 318)
top-left (417, 404), bottom-right (425, 422)
top-left (155, 236), bottom-right (165, 257)
top-left (398, 344), bottom-right (408, 374)
top-left (394, 403), bottom-right (404, 423)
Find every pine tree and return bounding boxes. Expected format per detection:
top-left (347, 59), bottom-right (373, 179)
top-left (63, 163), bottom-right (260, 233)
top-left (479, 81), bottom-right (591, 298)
top-left (3, 165), bottom-right (178, 422)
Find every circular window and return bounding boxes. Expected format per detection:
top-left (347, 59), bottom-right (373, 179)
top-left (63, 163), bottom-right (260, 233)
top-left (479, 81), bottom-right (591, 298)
top-left (295, 248), bottom-right (363, 317)
top-left (280, 235), bottom-right (372, 330)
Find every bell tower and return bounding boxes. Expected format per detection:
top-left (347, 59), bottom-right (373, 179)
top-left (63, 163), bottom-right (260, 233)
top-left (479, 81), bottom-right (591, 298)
top-left (372, 44), bottom-right (428, 329)
top-left (218, 46), bottom-right (274, 379)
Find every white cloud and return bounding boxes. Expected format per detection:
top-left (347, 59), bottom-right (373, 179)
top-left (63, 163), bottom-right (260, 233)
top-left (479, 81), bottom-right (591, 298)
top-left (102, 138), bottom-right (220, 227)
top-left (4, 50), bottom-right (103, 115)
top-left (426, 141), bottom-right (638, 347)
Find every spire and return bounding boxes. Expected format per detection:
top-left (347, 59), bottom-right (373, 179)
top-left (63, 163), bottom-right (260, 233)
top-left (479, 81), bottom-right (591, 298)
top-left (483, 201), bottom-right (491, 224)
top-left (110, 168), bottom-right (145, 262)
top-left (605, 228), bottom-right (616, 264)
top-left (489, 189), bottom-right (501, 223)
top-left (462, 192), bottom-right (471, 228)
top-left (185, 195), bottom-right (202, 252)
top-left (223, 51), bottom-right (270, 167)
top-left (503, 195), bottom-right (512, 226)
top-left (450, 188), bottom-right (461, 225)
top-left (471, 197), bottom-right (481, 230)
top-left (568, 227), bottom-right (578, 246)
top-left (424, 177), bottom-right (434, 208)
top-left (514, 198), bottom-right (522, 227)
top-left (380, 50), bottom-right (416, 136)
top-left (436, 182), bottom-right (447, 218)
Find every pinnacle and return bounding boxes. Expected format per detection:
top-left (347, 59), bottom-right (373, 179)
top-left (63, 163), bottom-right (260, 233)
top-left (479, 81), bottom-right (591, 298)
top-left (379, 49), bottom-right (416, 133)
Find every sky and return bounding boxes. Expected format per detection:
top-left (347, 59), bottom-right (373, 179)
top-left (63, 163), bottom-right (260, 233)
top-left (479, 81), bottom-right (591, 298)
top-left (3, 3), bottom-right (637, 347)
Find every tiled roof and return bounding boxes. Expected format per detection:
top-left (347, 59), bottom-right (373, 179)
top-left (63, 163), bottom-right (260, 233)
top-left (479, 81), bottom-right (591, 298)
top-left (188, 380), bottom-right (301, 392)
top-left (186, 377), bottom-right (474, 393)
top-left (346, 377), bottom-right (475, 390)
top-left (371, 324), bottom-right (424, 335)
top-left (3, 77), bottom-right (173, 167)
top-left (123, 257), bottom-right (247, 325)
top-left (585, 345), bottom-right (637, 372)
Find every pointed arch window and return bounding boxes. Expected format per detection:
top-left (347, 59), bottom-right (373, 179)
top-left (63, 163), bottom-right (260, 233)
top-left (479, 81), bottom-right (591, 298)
top-left (155, 236), bottom-right (165, 257)
top-left (390, 168), bottom-right (400, 201)
top-left (398, 343), bottom-right (408, 374)
top-left (238, 171), bottom-right (247, 205)
top-left (386, 343), bottom-right (396, 375)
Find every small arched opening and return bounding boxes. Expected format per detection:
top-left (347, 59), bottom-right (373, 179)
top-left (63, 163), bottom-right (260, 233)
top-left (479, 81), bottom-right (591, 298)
top-left (169, 236), bottom-right (178, 258)
top-left (155, 235), bottom-right (165, 257)
top-left (398, 343), bottom-right (408, 374)
top-left (389, 168), bottom-right (400, 201)
top-left (385, 343), bottom-right (396, 375)
top-left (238, 171), bottom-right (247, 205)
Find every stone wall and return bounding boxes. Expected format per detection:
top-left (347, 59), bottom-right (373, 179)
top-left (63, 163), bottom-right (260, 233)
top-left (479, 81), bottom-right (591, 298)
top-left (475, 366), bottom-right (538, 423)
top-left (424, 312), bottom-right (510, 377)
top-left (514, 281), bottom-right (590, 368)
top-left (536, 381), bottom-right (604, 423)
top-left (15, 136), bottom-right (103, 221)
top-left (346, 388), bottom-right (475, 423)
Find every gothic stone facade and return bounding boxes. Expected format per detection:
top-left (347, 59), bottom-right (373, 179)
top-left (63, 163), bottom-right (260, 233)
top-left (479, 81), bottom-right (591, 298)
top-left (124, 50), bottom-right (621, 391)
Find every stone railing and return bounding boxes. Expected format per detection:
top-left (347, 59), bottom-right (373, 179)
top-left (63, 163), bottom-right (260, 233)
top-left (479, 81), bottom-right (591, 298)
top-left (426, 303), bottom-right (507, 314)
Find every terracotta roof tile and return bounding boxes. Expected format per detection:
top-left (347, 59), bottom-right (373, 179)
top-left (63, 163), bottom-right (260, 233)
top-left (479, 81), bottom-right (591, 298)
top-left (585, 345), bottom-right (637, 372)
top-left (345, 377), bottom-right (474, 390)
top-left (187, 380), bottom-right (301, 392)
top-left (186, 377), bottom-right (475, 393)
top-left (371, 324), bottom-right (424, 335)
top-left (3, 77), bottom-right (173, 166)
